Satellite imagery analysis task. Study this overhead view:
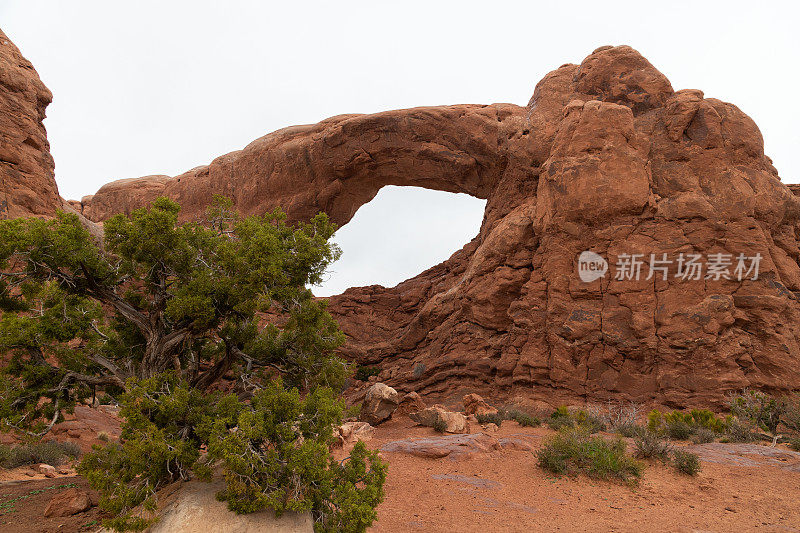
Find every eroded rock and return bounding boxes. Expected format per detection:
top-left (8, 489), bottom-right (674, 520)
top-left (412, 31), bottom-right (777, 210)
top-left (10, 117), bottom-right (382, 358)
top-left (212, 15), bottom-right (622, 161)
top-left (358, 382), bottom-right (399, 425)
top-left (409, 405), bottom-right (467, 434)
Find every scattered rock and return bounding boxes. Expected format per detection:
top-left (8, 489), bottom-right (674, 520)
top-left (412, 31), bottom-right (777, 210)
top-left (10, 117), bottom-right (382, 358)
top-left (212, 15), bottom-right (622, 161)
top-left (336, 421), bottom-right (374, 448)
top-left (37, 464), bottom-right (56, 478)
top-left (43, 488), bottom-right (94, 517)
top-left (483, 423), bottom-right (499, 433)
top-left (463, 394), bottom-right (498, 417)
top-left (358, 383), bottom-right (400, 425)
top-left (381, 433), bottom-right (500, 459)
top-left (396, 391), bottom-right (426, 416)
top-left (409, 405), bottom-right (467, 434)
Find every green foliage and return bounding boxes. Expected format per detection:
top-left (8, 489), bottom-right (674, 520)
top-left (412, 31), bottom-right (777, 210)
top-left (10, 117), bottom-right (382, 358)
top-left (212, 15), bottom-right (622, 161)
top-left (353, 366), bottom-right (381, 382)
top-left (788, 438), bottom-right (800, 452)
top-left (476, 412), bottom-right (505, 427)
top-left (727, 389), bottom-right (783, 436)
top-left (616, 423), bottom-right (644, 439)
top-left (672, 450), bottom-right (701, 476)
top-left (0, 197), bottom-right (347, 436)
top-left (79, 375), bottom-right (386, 532)
top-left (646, 409), bottom-right (725, 440)
top-left (536, 428), bottom-right (643, 486)
top-left (780, 393), bottom-right (800, 434)
top-left (0, 441), bottom-right (80, 469)
top-left (78, 373), bottom-right (219, 531)
top-left (547, 406), bottom-right (574, 431)
top-left (506, 409), bottom-right (541, 427)
top-left (690, 428), bottom-right (717, 444)
top-left (431, 418), bottom-right (448, 433)
top-left (633, 432), bottom-right (672, 461)
top-left (208, 381), bottom-right (386, 532)
top-left (722, 417), bottom-right (757, 443)
top-left (574, 409), bottom-right (606, 434)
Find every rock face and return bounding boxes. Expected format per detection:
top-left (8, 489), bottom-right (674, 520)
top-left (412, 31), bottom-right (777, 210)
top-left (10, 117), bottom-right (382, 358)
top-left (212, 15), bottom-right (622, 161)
top-left (0, 29), bottom-right (62, 218)
top-left (35, 44), bottom-right (800, 407)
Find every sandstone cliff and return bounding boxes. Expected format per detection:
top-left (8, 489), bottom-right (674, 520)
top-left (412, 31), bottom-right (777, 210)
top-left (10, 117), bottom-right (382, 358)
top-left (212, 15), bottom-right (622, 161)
top-left (16, 39), bottom-right (800, 406)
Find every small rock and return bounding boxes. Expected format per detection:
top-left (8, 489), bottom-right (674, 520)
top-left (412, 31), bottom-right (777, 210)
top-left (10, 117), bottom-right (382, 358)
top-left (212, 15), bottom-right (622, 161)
top-left (409, 405), bottom-right (467, 434)
top-left (462, 394), bottom-right (498, 417)
top-left (483, 423), bottom-right (499, 433)
top-left (37, 463), bottom-right (56, 478)
top-left (359, 383), bottom-right (400, 425)
top-left (336, 421), bottom-right (374, 447)
top-left (44, 488), bottom-right (94, 517)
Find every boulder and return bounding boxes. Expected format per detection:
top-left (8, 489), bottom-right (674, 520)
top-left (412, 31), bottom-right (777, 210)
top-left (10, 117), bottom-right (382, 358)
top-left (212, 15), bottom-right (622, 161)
top-left (380, 433), bottom-right (500, 459)
top-left (358, 383), bottom-right (399, 425)
top-left (396, 391), bottom-right (426, 416)
top-left (409, 405), bottom-right (467, 434)
top-left (43, 488), bottom-right (94, 517)
top-left (462, 394), bottom-right (498, 417)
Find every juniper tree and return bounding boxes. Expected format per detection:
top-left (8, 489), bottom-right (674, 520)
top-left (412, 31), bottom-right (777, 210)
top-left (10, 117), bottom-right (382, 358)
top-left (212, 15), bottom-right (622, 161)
top-left (0, 196), bottom-right (347, 435)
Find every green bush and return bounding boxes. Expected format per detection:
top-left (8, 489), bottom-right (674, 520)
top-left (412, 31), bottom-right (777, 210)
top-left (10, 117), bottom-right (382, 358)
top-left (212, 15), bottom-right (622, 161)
top-left (688, 409), bottom-right (725, 432)
top-left (536, 428), bottom-right (643, 486)
top-left (647, 410), bottom-right (663, 434)
top-left (209, 381), bottom-right (386, 532)
top-left (727, 389), bottom-right (783, 436)
top-left (672, 450), bottom-right (701, 476)
top-left (574, 410), bottom-right (606, 434)
top-left (506, 409), bottom-right (541, 427)
top-left (665, 420), bottom-right (694, 440)
top-left (780, 393), bottom-right (800, 434)
top-left (79, 375), bottom-right (387, 533)
top-left (723, 418), bottom-right (757, 443)
top-left (547, 406), bottom-right (574, 431)
top-left (0, 440), bottom-right (80, 469)
top-left (476, 412), bottom-right (505, 427)
top-left (788, 438), bottom-right (800, 452)
top-left (616, 423), bottom-right (644, 439)
top-left (633, 432), bottom-right (672, 461)
top-left (690, 428), bottom-right (717, 444)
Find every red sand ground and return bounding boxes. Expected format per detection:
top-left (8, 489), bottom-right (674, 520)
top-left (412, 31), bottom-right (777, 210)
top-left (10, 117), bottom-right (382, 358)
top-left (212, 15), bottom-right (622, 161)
top-left (0, 414), bottom-right (799, 532)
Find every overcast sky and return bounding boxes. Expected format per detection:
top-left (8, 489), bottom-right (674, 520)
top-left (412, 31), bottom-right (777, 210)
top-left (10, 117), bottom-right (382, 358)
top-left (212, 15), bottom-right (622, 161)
top-left (1, 1), bottom-right (798, 295)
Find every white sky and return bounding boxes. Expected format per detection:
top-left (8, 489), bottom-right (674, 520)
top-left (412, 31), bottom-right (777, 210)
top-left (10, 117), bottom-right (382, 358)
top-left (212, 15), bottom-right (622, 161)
top-left (1, 1), bottom-right (798, 295)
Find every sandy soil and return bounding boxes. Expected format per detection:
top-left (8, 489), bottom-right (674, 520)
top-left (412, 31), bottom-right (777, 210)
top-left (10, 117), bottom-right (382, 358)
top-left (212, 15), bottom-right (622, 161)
top-left (0, 416), bottom-right (799, 532)
top-left (367, 417), bottom-right (800, 532)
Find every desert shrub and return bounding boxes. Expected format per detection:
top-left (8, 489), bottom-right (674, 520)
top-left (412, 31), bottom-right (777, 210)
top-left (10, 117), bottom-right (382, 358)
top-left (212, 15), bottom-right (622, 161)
top-left (788, 438), bottom-right (800, 452)
top-left (727, 389), bottom-right (783, 436)
top-left (0, 440), bottom-right (81, 469)
top-left (690, 428), bottom-right (717, 444)
top-left (79, 375), bottom-right (386, 533)
top-left (536, 428), bottom-right (643, 486)
top-left (0, 443), bottom-right (9, 465)
top-left (688, 409), bottom-right (725, 432)
top-left (616, 423), bottom-right (644, 439)
top-left (476, 412), bottom-right (505, 427)
top-left (78, 373), bottom-right (216, 532)
top-left (633, 431), bottom-right (672, 461)
top-left (506, 409), bottom-right (541, 427)
top-left (547, 406), bottom-right (574, 431)
top-left (665, 420), bottom-right (694, 441)
top-left (672, 450), bottom-right (701, 476)
top-left (97, 431), bottom-right (110, 442)
top-left (353, 366), bottom-right (381, 382)
top-left (781, 393), bottom-right (800, 434)
top-left (411, 363), bottom-right (426, 379)
top-left (722, 418), bottom-right (757, 443)
top-left (209, 381), bottom-right (386, 532)
top-left (574, 409), bottom-right (606, 434)
top-left (647, 410), bottom-right (663, 434)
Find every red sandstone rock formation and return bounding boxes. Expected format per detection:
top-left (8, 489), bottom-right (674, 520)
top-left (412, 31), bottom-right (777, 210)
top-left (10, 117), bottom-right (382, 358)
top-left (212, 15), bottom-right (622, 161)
top-left (0, 29), bottom-right (62, 218)
top-left (9, 35), bottom-right (800, 407)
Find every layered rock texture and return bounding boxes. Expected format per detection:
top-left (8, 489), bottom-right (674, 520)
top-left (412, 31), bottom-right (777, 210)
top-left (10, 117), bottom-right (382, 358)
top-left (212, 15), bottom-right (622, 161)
top-left (7, 33), bottom-right (800, 406)
top-left (0, 29), bottom-right (62, 218)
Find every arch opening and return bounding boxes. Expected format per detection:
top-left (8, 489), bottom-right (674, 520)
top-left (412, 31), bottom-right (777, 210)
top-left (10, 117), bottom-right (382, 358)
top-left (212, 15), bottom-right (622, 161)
top-left (313, 186), bottom-right (486, 297)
